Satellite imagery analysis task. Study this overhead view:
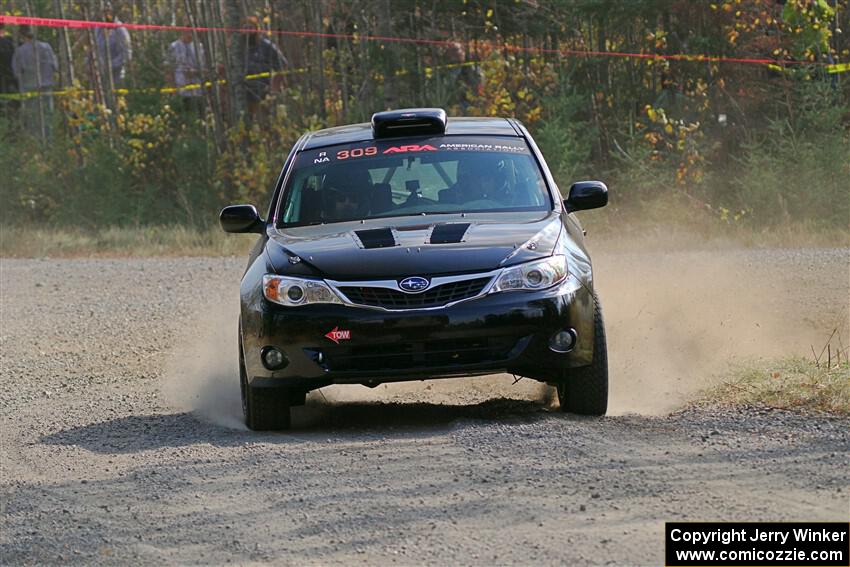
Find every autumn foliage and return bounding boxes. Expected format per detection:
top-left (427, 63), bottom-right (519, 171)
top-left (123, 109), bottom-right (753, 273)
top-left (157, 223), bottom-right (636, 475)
top-left (0, 0), bottom-right (847, 231)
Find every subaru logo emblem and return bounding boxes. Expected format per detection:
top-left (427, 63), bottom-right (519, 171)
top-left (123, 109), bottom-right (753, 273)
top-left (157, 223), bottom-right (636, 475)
top-left (398, 276), bottom-right (430, 293)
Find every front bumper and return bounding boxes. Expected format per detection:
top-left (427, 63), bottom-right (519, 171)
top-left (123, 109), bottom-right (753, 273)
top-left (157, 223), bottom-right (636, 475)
top-left (240, 277), bottom-right (596, 390)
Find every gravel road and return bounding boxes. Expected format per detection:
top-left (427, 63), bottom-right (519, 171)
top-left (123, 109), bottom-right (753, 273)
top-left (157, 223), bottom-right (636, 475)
top-left (1, 248), bottom-right (848, 565)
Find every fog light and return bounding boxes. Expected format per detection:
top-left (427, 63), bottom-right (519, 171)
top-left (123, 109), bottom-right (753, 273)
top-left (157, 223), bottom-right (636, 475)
top-left (261, 346), bottom-right (288, 370)
top-left (549, 329), bottom-right (576, 353)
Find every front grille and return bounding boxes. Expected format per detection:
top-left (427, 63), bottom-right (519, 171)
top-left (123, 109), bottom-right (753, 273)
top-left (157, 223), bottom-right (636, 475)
top-left (318, 336), bottom-right (524, 372)
top-left (338, 277), bottom-right (491, 310)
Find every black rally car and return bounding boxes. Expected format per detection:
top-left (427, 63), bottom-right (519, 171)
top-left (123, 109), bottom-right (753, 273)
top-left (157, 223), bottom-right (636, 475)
top-left (221, 108), bottom-right (609, 430)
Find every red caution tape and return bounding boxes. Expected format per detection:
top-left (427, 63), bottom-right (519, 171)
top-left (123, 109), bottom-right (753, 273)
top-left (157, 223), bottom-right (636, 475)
top-left (0, 14), bottom-right (831, 68)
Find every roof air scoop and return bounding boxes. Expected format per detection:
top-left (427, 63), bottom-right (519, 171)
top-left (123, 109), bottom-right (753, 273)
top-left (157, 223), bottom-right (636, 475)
top-left (371, 108), bottom-right (447, 139)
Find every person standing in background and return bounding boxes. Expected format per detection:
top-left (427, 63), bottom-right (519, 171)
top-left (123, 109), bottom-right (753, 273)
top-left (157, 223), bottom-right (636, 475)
top-left (11, 25), bottom-right (57, 139)
top-left (0, 23), bottom-right (18, 123)
top-left (166, 29), bottom-right (205, 117)
top-left (95, 2), bottom-right (132, 91)
top-left (243, 16), bottom-right (287, 119)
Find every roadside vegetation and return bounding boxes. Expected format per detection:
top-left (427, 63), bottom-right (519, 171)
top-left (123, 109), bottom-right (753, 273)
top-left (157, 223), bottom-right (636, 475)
top-left (702, 358), bottom-right (850, 415)
top-left (0, 224), bottom-right (254, 257)
top-left (699, 329), bottom-right (850, 415)
top-left (2, 209), bottom-right (847, 258)
top-left (1, 0), bottom-right (848, 258)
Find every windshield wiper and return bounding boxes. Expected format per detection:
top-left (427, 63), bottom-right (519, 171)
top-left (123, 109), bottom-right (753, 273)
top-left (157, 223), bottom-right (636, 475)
top-left (278, 220), bottom-right (327, 228)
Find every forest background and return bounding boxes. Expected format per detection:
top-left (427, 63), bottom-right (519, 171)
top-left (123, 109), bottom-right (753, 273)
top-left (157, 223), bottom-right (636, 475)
top-left (0, 0), bottom-right (847, 255)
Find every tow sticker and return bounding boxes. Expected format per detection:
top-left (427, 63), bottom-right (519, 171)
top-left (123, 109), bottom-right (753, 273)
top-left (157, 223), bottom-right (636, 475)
top-left (324, 326), bottom-right (351, 344)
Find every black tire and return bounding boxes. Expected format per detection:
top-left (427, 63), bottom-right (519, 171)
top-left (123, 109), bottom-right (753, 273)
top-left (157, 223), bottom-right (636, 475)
top-left (239, 325), bottom-right (292, 431)
top-left (557, 293), bottom-right (608, 416)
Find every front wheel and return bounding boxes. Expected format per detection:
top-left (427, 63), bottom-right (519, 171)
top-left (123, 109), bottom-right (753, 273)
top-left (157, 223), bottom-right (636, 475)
top-left (239, 325), bottom-right (292, 431)
top-left (556, 293), bottom-right (608, 416)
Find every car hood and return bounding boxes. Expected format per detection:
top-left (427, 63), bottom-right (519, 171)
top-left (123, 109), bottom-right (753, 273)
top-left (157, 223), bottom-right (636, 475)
top-left (266, 212), bottom-right (562, 279)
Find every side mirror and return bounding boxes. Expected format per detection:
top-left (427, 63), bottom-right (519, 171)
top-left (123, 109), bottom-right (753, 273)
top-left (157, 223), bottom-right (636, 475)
top-left (564, 181), bottom-right (608, 213)
top-left (219, 204), bottom-right (266, 234)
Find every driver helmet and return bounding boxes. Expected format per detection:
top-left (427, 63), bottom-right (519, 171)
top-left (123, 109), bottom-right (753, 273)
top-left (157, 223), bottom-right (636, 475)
top-left (321, 167), bottom-right (371, 220)
top-left (456, 152), bottom-right (507, 201)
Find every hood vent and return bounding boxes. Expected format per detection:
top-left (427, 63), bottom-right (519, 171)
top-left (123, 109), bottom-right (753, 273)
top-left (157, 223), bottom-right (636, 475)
top-left (430, 223), bottom-right (470, 244)
top-left (354, 228), bottom-right (397, 249)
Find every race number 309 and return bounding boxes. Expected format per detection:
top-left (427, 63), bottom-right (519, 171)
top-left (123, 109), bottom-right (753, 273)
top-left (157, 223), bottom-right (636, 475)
top-left (337, 147), bottom-right (377, 160)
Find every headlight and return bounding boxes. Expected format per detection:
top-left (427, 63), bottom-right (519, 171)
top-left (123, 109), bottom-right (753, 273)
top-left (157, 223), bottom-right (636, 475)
top-left (491, 255), bottom-right (568, 292)
top-left (262, 275), bottom-right (342, 306)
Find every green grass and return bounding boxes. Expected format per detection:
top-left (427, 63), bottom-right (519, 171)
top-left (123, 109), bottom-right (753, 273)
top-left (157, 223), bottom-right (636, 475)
top-left (0, 225), bottom-right (256, 258)
top-left (698, 357), bottom-right (850, 416)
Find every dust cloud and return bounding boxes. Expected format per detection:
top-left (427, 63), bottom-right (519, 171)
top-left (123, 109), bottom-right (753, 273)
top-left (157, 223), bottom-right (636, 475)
top-left (161, 299), bottom-right (246, 430)
top-left (162, 244), bottom-right (845, 424)
top-left (597, 246), bottom-right (838, 415)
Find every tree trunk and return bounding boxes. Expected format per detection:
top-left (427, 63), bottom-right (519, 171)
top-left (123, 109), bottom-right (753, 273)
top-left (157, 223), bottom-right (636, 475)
top-left (184, 0), bottom-right (225, 154)
top-left (96, 0), bottom-right (117, 115)
top-left (54, 0), bottom-right (75, 87)
top-left (224, 0), bottom-right (246, 123)
top-left (315, 0), bottom-right (327, 121)
top-left (24, 0), bottom-right (46, 140)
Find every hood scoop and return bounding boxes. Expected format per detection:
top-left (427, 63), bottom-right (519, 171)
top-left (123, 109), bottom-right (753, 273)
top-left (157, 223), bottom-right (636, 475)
top-left (430, 223), bottom-right (470, 244)
top-left (354, 228), bottom-right (397, 249)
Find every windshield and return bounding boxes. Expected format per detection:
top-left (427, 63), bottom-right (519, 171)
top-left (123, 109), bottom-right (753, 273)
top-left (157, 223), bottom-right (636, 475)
top-left (276, 136), bottom-right (551, 226)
